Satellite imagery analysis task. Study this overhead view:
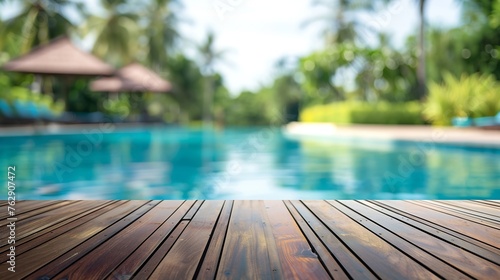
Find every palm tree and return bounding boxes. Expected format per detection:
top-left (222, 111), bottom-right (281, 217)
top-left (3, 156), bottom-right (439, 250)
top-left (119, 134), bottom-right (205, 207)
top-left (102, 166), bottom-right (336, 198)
top-left (197, 31), bottom-right (229, 126)
top-left (1, 0), bottom-right (84, 54)
top-left (143, 0), bottom-right (182, 72)
top-left (416, 0), bottom-right (427, 100)
top-left (303, 0), bottom-right (385, 45)
top-left (166, 54), bottom-right (204, 123)
top-left (83, 0), bottom-right (140, 66)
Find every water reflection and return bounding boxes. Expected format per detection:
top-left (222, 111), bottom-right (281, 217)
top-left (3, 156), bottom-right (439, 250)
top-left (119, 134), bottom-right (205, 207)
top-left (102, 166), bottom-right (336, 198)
top-left (288, 138), bottom-right (500, 199)
top-left (0, 127), bottom-right (498, 200)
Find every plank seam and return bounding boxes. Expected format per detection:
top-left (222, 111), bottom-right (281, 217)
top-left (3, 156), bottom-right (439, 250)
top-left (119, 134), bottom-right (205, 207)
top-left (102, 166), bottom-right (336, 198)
top-left (298, 200), bottom-right (380, 279)
top-left (407, 201), bottom-right (500, 230)
top-left (367, 200), bottom-right (500, 263)
top-left (102, 200), bottom-right (192, 279)
top-left (210, 200), bottom-right (234, 279)
top-left (127, 201), bottom-right (196, 279)
top-left (192, 200), bottom-right (232, 279)
top-left (331, 200), bottom-right (474, 279)
top-left (283, 200), bottom-right (338, 280)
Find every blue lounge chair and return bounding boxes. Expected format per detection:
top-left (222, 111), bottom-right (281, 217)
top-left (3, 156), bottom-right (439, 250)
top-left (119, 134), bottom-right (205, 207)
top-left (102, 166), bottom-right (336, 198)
top-left (13, 100), bottom-right (38, 119)
top-left (451, 117), bottom-right (473, 127)
top-left (0, 99), bottom-right (15, 118)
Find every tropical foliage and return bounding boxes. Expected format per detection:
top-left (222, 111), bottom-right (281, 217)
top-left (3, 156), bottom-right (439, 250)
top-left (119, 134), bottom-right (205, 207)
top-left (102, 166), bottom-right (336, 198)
top-left (0, 0), bottom-right (499, 126)
top-left (424, 73), bottom-right (500, 126)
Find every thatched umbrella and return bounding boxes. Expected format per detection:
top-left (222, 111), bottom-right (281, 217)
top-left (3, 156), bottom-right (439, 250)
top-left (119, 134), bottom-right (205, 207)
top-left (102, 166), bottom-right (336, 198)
top-left (3, 36), bottom-right (114, 75)
top-left (2, 36), bottom-right (115, 108)
top-left (90, 63), bottom-right (172, 121)
top-left (90, 63), bottom-right (172, 93)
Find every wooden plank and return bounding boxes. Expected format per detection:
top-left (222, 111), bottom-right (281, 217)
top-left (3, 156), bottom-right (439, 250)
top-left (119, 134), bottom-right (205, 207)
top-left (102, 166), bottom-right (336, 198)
top-left (196, 200), bottom-right (234, 280)
top-left (0, 200), bottom-right (60, 219)
top-left (53, 200), bottom-right (185, 279)
top-left (7, 201), bottom-right (154, 279)
top-left (183, 200), bottom-right (204, 220)
top-left (382, 201), bottom-right (500, 247)
top-left (441, 201), bottom-right (500, 219)
top-left (366, 201), bottom-right (500, 264)
top-left (0, 200), bottom-right (77, 228)
top-left (4, 200), bottom-right (109, 242)
top-left (303, 200), bottom-right (439, 280)
top-left (284, 201), bottom-right (348, 280)
top-left (216, 200), bottom-right (282, 279)
top-left (473, 200), bottom-right (500, 208)
top-left (290, 200), bottom-right (377, 279)
top-left (423, 201), bottom-right (500, 226)
top-left (107, 200), bottom-right (195, 279)
top-left (0, 201), bottom-right (119, 257)
top-left (0, 200), bottom-right (497, 279)
top-left (132, 221), bottom-right (189, 279)
top-left (149, 200), bottom-right (225, 279)
top-left (412, 201), bottom-right (500, 229)
top-left (430, 201), bottom-right (500, 222)
top-left (263, 200), bottom-right (332, 280)
top-left (336, 200), bottom-right (500, 279)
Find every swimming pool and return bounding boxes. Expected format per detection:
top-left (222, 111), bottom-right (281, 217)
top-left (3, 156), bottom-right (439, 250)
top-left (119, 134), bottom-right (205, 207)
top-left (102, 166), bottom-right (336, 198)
top-left (1, 126), bottom-right (499, 200)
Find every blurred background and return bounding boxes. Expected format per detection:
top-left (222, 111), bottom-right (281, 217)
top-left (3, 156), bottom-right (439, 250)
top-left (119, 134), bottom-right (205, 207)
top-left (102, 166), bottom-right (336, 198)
top-left (0, 0), bottom-right (499, 200)
top-left (0, 0), bottom-right (498, 125)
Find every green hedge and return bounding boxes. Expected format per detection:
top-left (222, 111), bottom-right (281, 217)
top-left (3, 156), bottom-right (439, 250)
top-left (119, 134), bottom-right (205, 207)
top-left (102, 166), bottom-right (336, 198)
top-left (300, 101), bottom-right (425, 125)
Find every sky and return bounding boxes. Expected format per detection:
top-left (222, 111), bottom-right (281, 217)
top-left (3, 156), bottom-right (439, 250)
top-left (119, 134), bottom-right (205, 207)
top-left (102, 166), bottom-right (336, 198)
top-left (179, 0), bottom-right (462, 93)
top-left (0, 0), bottom-right (462, 94)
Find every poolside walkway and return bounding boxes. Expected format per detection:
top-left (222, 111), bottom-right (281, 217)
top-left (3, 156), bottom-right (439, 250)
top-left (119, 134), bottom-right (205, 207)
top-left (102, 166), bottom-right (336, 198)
top-left (285, 123), bottom-right (500, 148)
top-left (2, 122), bottom-right (500, 149)
top-left (0, 200), bottom-right (498, 279)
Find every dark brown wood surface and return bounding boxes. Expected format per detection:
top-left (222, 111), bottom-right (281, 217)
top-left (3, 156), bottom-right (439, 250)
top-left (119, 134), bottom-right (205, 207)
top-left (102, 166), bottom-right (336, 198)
top-left (0, 200), bottom-right (498, 280)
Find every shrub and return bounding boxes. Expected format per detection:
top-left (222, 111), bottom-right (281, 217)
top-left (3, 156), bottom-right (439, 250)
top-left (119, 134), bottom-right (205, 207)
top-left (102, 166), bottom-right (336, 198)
top-left (424, 73), bottom-right (500, 126)
top-left (300, 101), bottom-right (424, 125)
top-left (0, 74), bottom-right (64, 116)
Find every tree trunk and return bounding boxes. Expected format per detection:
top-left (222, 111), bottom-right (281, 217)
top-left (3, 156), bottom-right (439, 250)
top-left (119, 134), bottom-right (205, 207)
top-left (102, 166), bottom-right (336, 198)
top-left (417, 0), bottom-right (427, 100)
top-left (203, 76), bottom-right (214, 128)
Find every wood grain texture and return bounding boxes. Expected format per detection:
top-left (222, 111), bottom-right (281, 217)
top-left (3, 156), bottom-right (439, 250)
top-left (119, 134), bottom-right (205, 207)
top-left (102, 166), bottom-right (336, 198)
top-left (263, 200), bottom-right (332, 280)
top-left (0, 200), bottom-right (77, 228)
top-left (336, 200), bottom-right (499, 279)
top-left (20, 201), bottom-right (156, 280)
top-left (132, 221), bottom-right (189, 279)
top-left (303, 200), bottom-right (439, 280)
top-left (109, 200), bottom-right (195, 279)
top-left (290, 200), bottom-right (377, 279)
top-left (382, 200), bottom-right (500, 247)
top-left (0, 200), bottom-right (60, 219)
top-left (284, 200), bottom-right (349, 280)
top-left (216, 200), bottom-right (282, 280)
top-left (183, 200), bottom-right (204, 220)
top-left (0, 200), bottom-right (119, 258)
top-left (5, 200), bottom-right (107, 242)
top-left (366, 200), bottom-right (500, 264)
top-left (149, 200), bottom-right (225, 279)
top-left (196, 200), bottom-right (234, 280)
top-left (474, 200), bottom-right (500, 208)
top-left (0, 200), bottom-right (497, 280)
top-left (411, 201), bottom-right (500, 229)
top-left (55, 200), bottom-right (185, 280)
top-left (429, 201), bottom-right (500, 222)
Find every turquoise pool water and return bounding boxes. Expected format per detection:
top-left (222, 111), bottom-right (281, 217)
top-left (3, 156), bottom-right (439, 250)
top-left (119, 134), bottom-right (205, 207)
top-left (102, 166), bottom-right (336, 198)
top-left (1, 127), bottom-right (499, 200)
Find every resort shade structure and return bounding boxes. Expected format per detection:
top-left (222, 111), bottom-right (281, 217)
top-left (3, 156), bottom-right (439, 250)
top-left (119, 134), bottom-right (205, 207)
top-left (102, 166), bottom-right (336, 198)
top-left (90, 63), bottom-right (172, 93)
top-left (2, 36), bottom-right (114, 76)
top-left (2, 36), bottom-right (115, 111)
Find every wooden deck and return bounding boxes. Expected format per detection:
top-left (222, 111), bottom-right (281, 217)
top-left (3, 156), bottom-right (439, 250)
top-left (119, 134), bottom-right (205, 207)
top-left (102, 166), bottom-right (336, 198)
top-left (0, 200), bottom-right (499, 279)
